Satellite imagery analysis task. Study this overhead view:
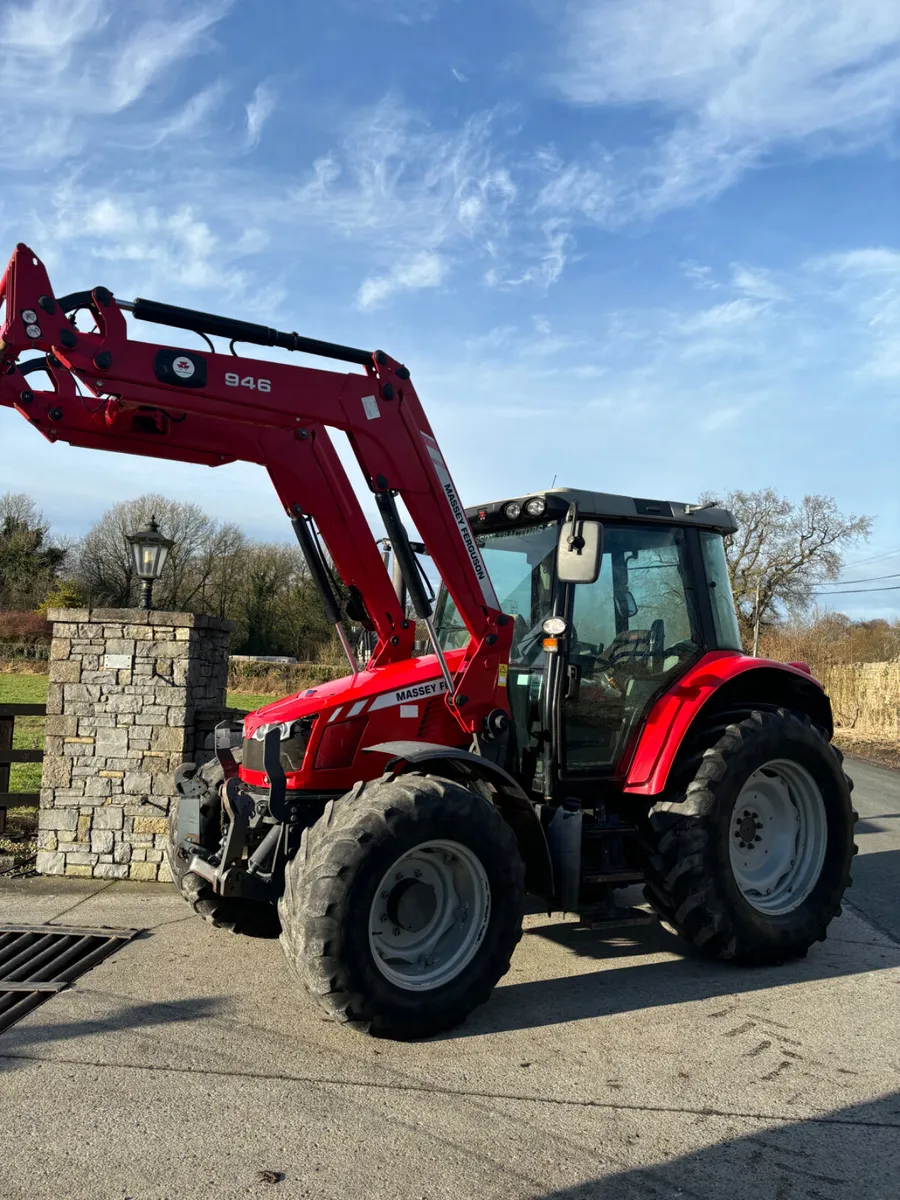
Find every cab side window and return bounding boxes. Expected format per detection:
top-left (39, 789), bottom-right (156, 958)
top-left (565, 525), bottom-right (701, 772)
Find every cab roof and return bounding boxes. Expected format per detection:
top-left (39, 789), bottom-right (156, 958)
top-left (466, 487), bottom-right (738, 535)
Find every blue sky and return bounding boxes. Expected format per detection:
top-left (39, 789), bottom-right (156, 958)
top-left (0, 0), bottom-right (898, 618)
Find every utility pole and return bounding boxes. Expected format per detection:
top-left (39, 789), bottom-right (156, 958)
top-left (752, 576), bottom-right (763, 657)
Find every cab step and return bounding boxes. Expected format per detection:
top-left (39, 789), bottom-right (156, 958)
top-left (576, 903), bottom-right (656, 931)
top-left (581, 869), bottom-right (645, 885)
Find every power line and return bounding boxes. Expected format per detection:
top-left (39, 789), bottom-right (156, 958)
top-left (839, 545), bottom-right (900, 569)
top-left (819, 571), bottom-right (900, 587)
top-left (812, 584), bottom-right (900, 596)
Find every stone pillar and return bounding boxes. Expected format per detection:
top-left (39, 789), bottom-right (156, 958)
top-left (37, 608), bottom-right (234, 881)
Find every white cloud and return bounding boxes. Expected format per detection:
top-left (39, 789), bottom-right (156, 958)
top-left (814, 247), bottom-right (900, 277)
top-left (287, 98), bottom-right (516, 253)
top-left (107, 3), bottom-right (228, 111)
top-left (244, 82), bottom-right (276, 149)
top-left (278, 97), bottom-right (539, 295)
top-left (698, 404), bottom-right (746, 433)
top-left (546, 0), bottom-right (900, 219)
top-left (1, 0), bottom-right (106, 50)
top-left (356, 251), bottom-right (447, 309)
top-left (361, 0), bottom-right (440, 23)
top-left (731, 264), bottom-right (787, 302)
top-left (484, 220), bottom-right (572, 290)
top-left (680, 260), bottom-right (720, 290)
top-left (35, 188), bottom-right (249, 297)
top-left (464, 325), bottom-right (517, 351)
top-left (676, 297), bottom-right (767, 334)
top-left (151, 82), bottom-right (229, 145)
top-left (811, 247), bottom-right (900, 379)
top-left (0, 0), bottom-right (232, 166)
top-left (535, 154), bottom-right (616, 225)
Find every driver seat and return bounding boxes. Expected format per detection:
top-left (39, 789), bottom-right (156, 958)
top-left (604, 628), bottom-right (651, 666)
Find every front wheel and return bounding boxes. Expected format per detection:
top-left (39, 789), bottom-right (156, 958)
top-left (278, 772), bottom-right (525, 1038)
top-left (643, 708), bottom-right (857, 963)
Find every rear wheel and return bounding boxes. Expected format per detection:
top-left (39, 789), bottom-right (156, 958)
top-left (278, 772), bottom-right (525, 1038)
top-left (642, 708), bottom-right (856, 962)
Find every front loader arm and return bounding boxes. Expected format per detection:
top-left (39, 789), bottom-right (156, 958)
top-left (0, 244), bottom-right (512, 734)
top-left (7, 357), bottom-right (413, 664)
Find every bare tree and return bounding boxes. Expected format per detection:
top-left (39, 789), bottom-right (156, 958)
top-left (710, 489), bottom-right (872, 648)
top-left (74, 494), bottom-right (244, 612)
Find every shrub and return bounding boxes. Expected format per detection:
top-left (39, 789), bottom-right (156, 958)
top-left (0, 610), bottom-right (52, 642)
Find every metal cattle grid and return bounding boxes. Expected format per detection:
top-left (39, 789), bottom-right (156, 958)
top-left (0, 924), bottom-right (141, 1034)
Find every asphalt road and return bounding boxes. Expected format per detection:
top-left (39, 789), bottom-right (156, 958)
top-left (0, 756), bottom-right (897, 1199)
top-left (844, 756), bottom-right (900, 945)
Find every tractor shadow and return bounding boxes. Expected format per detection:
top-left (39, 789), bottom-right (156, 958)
top-left (448, 852), bottom-right (900, 1039)
top-left (0, 995), bottom-right (225, 1073)
top-left (526, 1091), bottom-right (900, 1200)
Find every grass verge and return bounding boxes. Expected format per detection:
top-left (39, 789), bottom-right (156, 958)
top-left (833, 731), bottom-right (900, 772)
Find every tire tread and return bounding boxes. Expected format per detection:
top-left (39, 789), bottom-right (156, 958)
top-left (641, 707), bottom-right (856, 964)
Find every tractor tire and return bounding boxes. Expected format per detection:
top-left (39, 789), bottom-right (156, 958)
top-left (166, 758), bottom-right (245, 932)
top-left (642, 708), bottom-right (856, 964)
top-left (278, 772), bottom-right (525, 1039)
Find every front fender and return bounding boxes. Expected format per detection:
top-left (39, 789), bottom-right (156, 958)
top-left (622, 651), bottom-right (831, 796)
top-left (365, 740), bottom-right (553, 899)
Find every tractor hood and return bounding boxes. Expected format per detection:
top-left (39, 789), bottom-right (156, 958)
top-left (242, 649), bottom-right (467, 739)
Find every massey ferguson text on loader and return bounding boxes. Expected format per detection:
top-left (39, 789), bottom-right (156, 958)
top-left (0, 244), bottom-right (857, 1037)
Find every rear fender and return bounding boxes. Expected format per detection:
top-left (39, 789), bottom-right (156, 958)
top-left (622, 652), bottom-right (834, 797)
top-left (365, 740), bottom-right (553, 899)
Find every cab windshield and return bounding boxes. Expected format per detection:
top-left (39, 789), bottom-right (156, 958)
top-left (434, 521), bottom-right (559, 666)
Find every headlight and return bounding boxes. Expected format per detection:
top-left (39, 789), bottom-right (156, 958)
top-left (243, 717), bottom-right (316, 774)
top-left (525, 497), bottom-right (546, 517)
top-left (504, 501), bottom-right (522, 520)
top-left (251, 721), bottom-right (295, 742)
top-left (542, 616), bottom-right (567, 636)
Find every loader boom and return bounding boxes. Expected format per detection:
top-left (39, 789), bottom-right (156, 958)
top-left (0, 244), bottom-right (512, 734)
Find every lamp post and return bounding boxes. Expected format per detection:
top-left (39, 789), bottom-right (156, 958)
top-left (127, 517), bottom-right (174, 611)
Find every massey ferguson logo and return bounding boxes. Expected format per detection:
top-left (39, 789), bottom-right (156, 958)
top-left (172, 356), bottom-right (195, 379)
top-left (368, 678), bottom-right (448, 711)
top-left (444, 481), bottom-right (485, 582)
top-left (420, 431), bottom-right (498, 609)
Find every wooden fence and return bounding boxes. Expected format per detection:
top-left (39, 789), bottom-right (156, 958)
top-left (0, 703), bottom-right (44, 835)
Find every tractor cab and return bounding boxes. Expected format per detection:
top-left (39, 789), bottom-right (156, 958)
top-left (434, 488), bottom-right (742, 798)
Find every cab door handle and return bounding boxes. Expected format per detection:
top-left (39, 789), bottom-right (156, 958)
top-left (565, 663), bottom-right (581, 702)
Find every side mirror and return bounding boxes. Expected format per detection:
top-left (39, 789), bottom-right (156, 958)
top-left (557, 510), bottom-right (603, 584)
top-left (617, 589), bottom-right (638, 619)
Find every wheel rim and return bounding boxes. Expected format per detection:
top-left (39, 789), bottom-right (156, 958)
top-left (368, 839), bottom-right (491, 991)
top-left (728, 758), bottom-right (828, 916)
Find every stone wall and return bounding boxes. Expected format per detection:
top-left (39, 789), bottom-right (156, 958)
top-left (36, 608), bottom-right (234, 881)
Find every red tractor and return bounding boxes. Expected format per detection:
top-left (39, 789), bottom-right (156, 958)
top-left (0, 245), bottom-right (856, 1038)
